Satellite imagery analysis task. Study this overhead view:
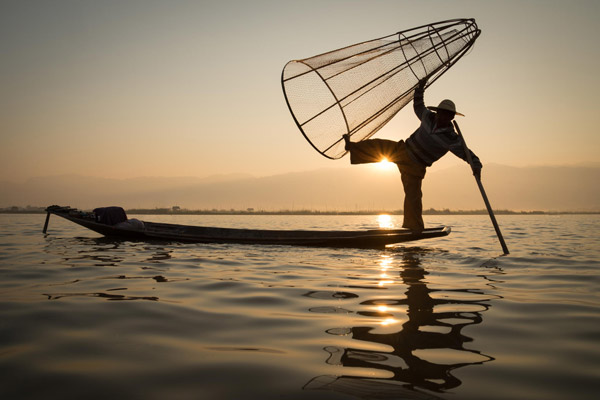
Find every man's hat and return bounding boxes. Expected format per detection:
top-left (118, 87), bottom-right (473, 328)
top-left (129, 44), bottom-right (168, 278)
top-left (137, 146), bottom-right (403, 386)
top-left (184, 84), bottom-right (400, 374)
top-left (428, 99), bottom-right (464, 117)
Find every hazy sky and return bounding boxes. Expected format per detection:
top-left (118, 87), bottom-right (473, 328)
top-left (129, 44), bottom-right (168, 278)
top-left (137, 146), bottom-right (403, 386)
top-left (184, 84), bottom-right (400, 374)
top-left (2, 0), bottom-right (599, 182)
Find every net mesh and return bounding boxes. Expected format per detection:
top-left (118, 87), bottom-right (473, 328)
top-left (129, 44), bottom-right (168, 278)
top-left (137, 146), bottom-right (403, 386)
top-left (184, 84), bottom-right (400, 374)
top-left (282, 19), bottom-right (481, 159)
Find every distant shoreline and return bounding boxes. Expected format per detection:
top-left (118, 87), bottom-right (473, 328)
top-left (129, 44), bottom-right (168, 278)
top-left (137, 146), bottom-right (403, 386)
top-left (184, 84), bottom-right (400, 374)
top-left (1, 207), bottom-right (598, 216)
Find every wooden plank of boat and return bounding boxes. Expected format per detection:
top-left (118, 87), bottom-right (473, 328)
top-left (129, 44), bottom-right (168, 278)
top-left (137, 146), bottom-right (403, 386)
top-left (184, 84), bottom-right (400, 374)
top-left (43, 205), bottom-right (450, 248)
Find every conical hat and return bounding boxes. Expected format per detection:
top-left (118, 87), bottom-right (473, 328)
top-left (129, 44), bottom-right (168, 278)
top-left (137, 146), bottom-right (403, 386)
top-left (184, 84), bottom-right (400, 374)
top-left (428, 99), bottom-right (464, 117)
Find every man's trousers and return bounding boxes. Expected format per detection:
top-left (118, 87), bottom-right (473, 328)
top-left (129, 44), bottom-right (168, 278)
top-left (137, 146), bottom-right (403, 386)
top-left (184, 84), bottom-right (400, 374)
top-left (347, 139), bottom-right (427, 232)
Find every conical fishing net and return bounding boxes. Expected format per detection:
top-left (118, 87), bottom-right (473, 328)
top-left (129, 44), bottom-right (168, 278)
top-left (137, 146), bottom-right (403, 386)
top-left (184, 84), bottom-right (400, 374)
top-left (282, 19), bottom-right (480, 159)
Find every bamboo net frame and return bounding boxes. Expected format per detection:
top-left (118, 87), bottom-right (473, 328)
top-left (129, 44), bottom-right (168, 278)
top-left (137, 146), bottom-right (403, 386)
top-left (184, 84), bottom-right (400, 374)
top-left (282, 19), bottom-right (481, 159)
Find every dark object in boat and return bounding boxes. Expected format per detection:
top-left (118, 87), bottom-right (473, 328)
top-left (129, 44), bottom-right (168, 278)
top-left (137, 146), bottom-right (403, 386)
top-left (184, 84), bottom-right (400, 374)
top-left (93, 206), bottom-right (128, 226)
top-left (43, 205), bottom-right (450, 249)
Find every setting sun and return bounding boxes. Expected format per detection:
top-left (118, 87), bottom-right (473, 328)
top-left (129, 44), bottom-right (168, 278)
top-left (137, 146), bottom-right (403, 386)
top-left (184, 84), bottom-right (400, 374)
top-left (375, 157), bottom-right (396, 171)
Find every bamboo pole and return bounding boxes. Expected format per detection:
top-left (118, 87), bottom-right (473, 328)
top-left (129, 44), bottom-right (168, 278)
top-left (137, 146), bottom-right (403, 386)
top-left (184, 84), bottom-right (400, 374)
top-left (453, 121), bottom-right (509, 255)
top-left (43, 212), bottom-right (50, 234)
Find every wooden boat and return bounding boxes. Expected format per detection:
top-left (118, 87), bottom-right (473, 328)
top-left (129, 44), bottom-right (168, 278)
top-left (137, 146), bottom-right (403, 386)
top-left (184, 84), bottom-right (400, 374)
top-left (43, 205), bottom-right (450, 249)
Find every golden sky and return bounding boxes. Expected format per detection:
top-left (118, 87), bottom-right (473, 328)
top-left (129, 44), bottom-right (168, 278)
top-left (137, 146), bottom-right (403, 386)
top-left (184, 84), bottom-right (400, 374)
top-left (1, 0), bottom-right (599, 182)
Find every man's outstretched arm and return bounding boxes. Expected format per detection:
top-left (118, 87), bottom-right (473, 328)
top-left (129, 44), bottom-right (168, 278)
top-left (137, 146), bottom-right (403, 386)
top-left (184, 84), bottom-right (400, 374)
top-left (413, 78), bottom-right (427, 120)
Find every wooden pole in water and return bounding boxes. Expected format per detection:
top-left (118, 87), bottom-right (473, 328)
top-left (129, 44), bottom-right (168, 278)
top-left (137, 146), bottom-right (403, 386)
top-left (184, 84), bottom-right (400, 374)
top-left (453, 121), bottom-right (509, 255)
top-left (43, 212), bottom-right (50, 234)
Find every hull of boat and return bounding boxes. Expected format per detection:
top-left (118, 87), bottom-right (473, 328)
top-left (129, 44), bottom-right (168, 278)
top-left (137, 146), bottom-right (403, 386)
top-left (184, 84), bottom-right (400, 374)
top-left (44, 206), bottom-right (450, 249)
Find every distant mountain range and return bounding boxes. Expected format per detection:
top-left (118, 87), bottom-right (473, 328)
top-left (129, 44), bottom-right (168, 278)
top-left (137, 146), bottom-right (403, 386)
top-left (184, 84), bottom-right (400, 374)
top-left (1, 164), bottom-right (598, 212)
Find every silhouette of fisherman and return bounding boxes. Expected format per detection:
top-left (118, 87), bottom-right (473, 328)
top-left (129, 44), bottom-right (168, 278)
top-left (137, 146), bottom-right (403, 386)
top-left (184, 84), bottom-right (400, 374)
top-left (343, 78), bottom-right (482, 233)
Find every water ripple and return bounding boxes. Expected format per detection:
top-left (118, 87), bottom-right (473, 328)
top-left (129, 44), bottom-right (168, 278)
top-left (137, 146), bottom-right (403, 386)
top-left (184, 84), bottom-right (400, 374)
top-left (0, 214), bottom-right (598, 399)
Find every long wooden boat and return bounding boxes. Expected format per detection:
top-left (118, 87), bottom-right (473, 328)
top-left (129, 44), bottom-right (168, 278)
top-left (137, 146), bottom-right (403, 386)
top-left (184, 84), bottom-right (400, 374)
top-left (43, 205), bottom-right (450, 249)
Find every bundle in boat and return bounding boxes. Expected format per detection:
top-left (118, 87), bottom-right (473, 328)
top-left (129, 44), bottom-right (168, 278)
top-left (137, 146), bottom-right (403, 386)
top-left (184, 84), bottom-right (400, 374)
top-left (281, 19), bottom-right (481, 159)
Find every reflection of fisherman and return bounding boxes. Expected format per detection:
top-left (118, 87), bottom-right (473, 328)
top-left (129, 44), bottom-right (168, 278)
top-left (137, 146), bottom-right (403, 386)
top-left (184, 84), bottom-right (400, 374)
top-left (344, 252), bottom-right (465, 392)
top-left (343, 78), bottom-right (482, 232)
top-left (305, 249), bottom-right (493, 397)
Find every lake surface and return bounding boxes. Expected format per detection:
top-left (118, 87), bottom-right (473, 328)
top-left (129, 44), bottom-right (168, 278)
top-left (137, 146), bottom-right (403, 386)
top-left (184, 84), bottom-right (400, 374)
top-left (1, 213), bottom-right (599, 399)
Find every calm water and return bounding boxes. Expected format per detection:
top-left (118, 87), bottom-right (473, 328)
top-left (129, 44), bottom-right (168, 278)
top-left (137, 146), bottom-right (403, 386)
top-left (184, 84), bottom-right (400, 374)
top-left (1, 213), bottom-right (599, 399)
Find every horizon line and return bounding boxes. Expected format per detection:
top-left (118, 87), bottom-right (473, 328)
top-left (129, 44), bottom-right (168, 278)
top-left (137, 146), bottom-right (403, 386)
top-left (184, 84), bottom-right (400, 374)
top-left (2, 206), bottom-right (599, 216)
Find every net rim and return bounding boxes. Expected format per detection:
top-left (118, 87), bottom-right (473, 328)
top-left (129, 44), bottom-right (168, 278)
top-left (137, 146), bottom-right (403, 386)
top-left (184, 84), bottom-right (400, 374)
top-left (281, 18), bottom-right (481, 160)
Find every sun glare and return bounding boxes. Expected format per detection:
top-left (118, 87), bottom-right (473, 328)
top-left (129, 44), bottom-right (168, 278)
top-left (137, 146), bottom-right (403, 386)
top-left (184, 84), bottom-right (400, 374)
top-left (376, 157), bottom-right (396, 171)
top-left (377, 214), bottom-right (394, 229)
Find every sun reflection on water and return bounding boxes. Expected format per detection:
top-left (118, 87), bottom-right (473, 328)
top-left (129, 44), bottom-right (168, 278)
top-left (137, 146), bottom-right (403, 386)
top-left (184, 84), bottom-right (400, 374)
top-left (377, 254), bottom-right (395, 288)
top-left (377, 214), bottom-right (394, 229)
top-left (380, 317), bottom-right (399, 326)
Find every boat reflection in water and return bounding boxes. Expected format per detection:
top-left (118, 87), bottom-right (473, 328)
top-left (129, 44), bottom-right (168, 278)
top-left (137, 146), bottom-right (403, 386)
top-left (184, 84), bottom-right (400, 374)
top-left (305, 248), bottom-right (498, 399)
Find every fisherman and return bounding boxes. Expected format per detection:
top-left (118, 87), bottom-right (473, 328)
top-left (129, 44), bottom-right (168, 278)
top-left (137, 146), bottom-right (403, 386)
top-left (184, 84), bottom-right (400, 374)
top-left (343, 78), bottom-right (482, 233)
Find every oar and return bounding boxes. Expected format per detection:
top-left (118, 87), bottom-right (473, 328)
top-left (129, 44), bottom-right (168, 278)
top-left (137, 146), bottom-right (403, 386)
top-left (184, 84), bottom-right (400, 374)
top-left (453, 121), bottom-right (509, 255)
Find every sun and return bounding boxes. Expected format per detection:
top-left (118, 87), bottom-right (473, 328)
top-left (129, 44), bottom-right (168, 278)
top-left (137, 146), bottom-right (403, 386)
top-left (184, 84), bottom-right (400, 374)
top-left (375, 157), bottom-right (396, 171)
